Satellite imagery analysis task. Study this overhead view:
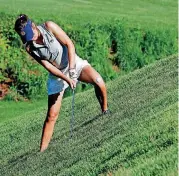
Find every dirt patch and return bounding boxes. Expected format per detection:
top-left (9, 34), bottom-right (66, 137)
top-left (0, 82), bottom-right (9, 100)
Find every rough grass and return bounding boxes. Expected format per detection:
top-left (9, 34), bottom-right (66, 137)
top-left (0, 55), bottom-right (177, 175)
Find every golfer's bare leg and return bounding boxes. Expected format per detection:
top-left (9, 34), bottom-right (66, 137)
top-left (40, 91), bottom-right (64, 152)
top-left (79, 66), bottom-right (108, 112)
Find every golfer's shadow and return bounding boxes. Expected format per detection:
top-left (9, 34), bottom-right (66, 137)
top-left (71, 113), bottom-right (102, 134)
top-left (8, 149), bottom-right (38, 165)
top-left (62, 113), bottom-right (102, 143)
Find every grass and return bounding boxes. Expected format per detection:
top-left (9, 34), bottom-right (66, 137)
top-left (0, 0), bottom-right (177, 30)
top-left (0, 55), bottom-right (177, 176)
top-left (0, 99), bottom-right (47, 123)
top-left (0, 1), bottom-right (177, 175)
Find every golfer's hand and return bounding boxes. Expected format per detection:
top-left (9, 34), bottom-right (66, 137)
top-left (67, 78), bottom-right (77, 89)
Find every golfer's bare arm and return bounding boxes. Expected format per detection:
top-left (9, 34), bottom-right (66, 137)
top-left (25, 46), bottom-right (69, 82)
top-left (36, 58), bottom-right (70, 82)
top-left (44, 21), bottom-right (76, 69)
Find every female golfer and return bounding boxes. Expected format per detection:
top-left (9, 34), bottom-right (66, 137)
top-left (14, 14), bottom-right (109, 152)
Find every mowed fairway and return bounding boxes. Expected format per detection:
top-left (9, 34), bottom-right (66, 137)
top-left (0, 55), bottom-right (177, 176)
top-left (0, 0), bottom-right (177, 29)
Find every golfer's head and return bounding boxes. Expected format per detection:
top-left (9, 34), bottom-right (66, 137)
top-left (14, 14), bottom-right (34, 44)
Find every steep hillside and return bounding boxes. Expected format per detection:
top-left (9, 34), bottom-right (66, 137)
top-left (0, 55), bottom-right (177, 176)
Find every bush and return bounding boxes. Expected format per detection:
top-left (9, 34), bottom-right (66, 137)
top-left (103, 20), bottom-right (177, 72)
top-left (0, 13), bottom-right (177, 100)
top-left (0, 34), bottom-right (47, 100)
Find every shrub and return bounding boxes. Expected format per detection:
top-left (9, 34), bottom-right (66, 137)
top-left (0, 13), bottom-right (177, 100)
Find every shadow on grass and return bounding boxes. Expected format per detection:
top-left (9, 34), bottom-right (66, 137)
top-left (7, 149), bottom-right (39, 166)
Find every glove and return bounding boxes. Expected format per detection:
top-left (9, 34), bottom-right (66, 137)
top-left (69, 68), bottom-right (78, 81)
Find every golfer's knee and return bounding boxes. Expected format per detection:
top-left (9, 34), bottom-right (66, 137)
top-left (47, 111), bottom-right (59, 122)
top-left (94, 76), bottom-right (106, 89)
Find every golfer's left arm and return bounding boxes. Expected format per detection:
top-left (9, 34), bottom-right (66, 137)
top-left (45, 21), bottom-right (75, 70)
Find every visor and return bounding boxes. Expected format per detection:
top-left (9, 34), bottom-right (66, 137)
top-left (20, 20), bottom-right (33, 44)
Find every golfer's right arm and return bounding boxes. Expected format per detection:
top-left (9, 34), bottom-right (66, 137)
top-left (37, 59), bottom-right (76, 89)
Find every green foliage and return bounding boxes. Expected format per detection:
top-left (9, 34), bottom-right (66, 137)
top-left (0, 31), bottom-right (47, 100)
top-left (0, 12), bottom-right (20, 47)
top-left (104, 20), bottom-right (177, 72)
top-left (66, 23), bottom-right (117, 81)
top-left (0, 35), bottom-right (8, 82)
top-left (0, 11), bottom-right (177, 100)
top-left (3, 86), bottom-right (25, 101)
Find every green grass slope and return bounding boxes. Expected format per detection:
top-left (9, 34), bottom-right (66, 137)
top-left (0, 0), bottom-right (177, 30)
top-left (0, 55), bottom-right (177, 176)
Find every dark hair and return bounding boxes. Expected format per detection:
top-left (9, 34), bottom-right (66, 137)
top-left (14, 14), bottom-right (29, 34)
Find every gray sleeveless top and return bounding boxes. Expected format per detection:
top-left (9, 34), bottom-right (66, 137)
top-left (27, 24), bottom-right (69, 70)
